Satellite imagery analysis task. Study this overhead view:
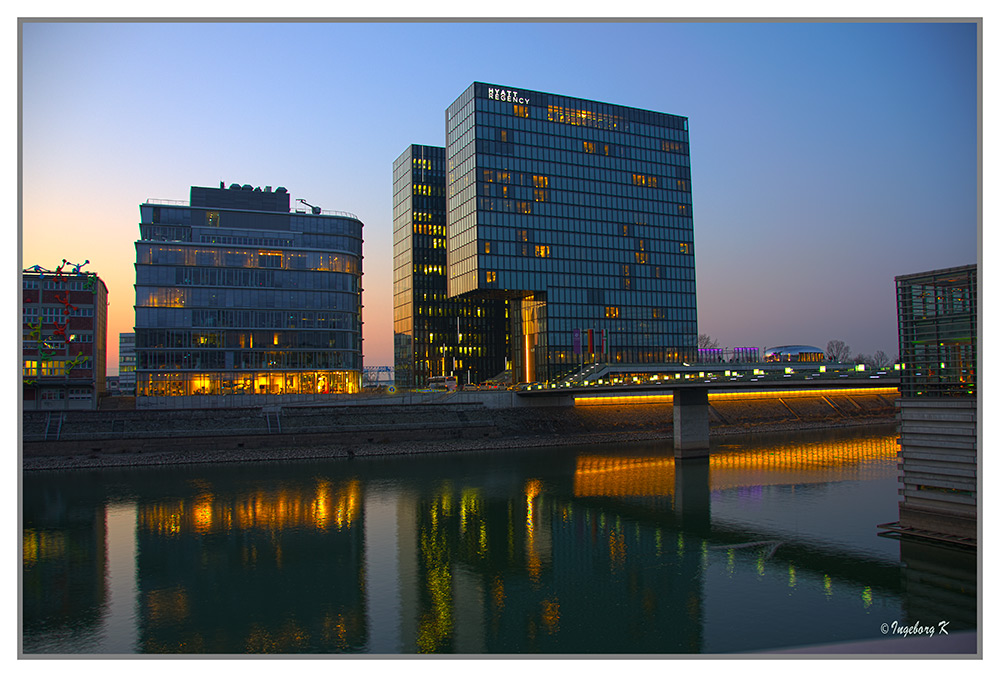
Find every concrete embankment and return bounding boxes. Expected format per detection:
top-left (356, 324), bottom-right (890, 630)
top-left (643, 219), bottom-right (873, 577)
top-left (22, 389), bottom-right (897, 470)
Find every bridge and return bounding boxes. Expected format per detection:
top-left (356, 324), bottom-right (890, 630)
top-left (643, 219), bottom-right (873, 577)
top-left (511, 362), bottom-right (900, 458)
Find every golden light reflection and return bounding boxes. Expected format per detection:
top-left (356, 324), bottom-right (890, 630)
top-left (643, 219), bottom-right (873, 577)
top-left (576, 387), bottom-right (899, 407)
top-left (525, 479), bottom-right (543, 583)
top-left (541, 597), bottom-right (561, 635)
top-left (137, 480), bottom-right (361, 536)
top-left (573, 433), bottom-right (898, 497)
top-left (22, 529), bottom-right (67, 567)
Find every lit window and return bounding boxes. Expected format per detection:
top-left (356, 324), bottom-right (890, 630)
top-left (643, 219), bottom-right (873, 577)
top-left (635, 252), bottom-right (648, 264)
top-left (513, 104), bottom-right (529, 118)
top-left (500, 130), bottom-right (507, 142)
top-left (535, 245), bottom-right (551, 258)
top-left (484, 241), bottom-right (491, 254)
top-left (605, 306), bottom-right (620, 318)
top-left (486, 271), bottom-right (497, 283)
top-left (679, 243), bottom-right (690, 254)
top-left (583, 141), bottom-right (595, 153)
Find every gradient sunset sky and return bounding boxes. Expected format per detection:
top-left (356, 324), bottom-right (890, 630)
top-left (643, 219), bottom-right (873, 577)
top-left (19, 18), bottom-right (980, 374)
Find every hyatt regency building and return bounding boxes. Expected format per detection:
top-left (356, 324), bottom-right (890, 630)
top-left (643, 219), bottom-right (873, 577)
top-left (134, 183), bottom-right (363, 407)
top-left (442, 83), bottom-right (698, 382)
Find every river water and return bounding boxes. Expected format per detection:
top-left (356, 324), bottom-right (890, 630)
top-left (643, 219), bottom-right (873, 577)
top-left (21, 424), bottom-right (977, 655)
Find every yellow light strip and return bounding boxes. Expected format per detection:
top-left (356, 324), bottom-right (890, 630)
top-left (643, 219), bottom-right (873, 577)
top-left (575, 387), bottom-right (898, 406)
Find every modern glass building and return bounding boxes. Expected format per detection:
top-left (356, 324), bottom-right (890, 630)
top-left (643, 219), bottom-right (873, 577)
top-left (118, 332), bottom-right (136, 395)
top-left (134, 183), bottom-right (363, 407)
top-left (445, 83), bottom-right (698, 383)
top-left (393, 145), bottom-right (508, 388)
top-left (888, 263), bottom-right (978, 544)
top-left (896, 264), bottom-right (977, 397)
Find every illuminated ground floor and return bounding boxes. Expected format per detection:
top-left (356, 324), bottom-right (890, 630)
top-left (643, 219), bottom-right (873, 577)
top-left (136, 369), bottom-right (361, 406)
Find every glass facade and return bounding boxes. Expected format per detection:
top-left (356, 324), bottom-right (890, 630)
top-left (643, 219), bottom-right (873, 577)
top-left (445, 83), bottom-right (698, 382)
top-left (135, 183), bottom-right (363, 403)
top-left (393, 145), bottom-right (508, 388)
top-left (896, 264), bottom-right (977, 397)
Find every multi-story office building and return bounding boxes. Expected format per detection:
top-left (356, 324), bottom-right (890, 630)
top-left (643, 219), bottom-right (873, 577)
top-left (393, 144), bottom-right (508, 388)
top-left (118, 332), bottom-right (136, 395)
top-left (135, 182), bottom-right (363, 407)
top-left (444, 83), bottom-right (698, 382)
top-left (886, 264), bottom-right (978, 544)
top-left (22, 264), bottom-right (108, 409)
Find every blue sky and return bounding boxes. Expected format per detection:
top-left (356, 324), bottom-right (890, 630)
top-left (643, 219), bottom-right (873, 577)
top-left (18, 19), bottom-right (981, 371)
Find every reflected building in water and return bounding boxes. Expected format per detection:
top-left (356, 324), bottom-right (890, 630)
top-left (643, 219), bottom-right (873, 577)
top-left (22, 430), bottom-right (976, 654)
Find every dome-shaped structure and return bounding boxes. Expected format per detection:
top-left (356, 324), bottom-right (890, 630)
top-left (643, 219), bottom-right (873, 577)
top-left (764, 345), bottom-right (825, 363)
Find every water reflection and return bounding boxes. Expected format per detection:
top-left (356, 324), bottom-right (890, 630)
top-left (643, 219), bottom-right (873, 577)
top-left (22, 425), bottom-right (976, 654)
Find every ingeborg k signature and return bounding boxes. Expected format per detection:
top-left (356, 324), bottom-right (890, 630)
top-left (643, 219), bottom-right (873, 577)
top-left (881, 620), bottom-right (950, 637)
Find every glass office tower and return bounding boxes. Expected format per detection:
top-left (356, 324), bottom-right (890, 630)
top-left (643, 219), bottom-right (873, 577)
top-left (135, 183), bottom-right (363, 407)
top-left (445, 83), bottom-right (698, 383)
top-left (896, 264), bottom-right (977, 397)
top-left (393, 145), bottom-right (508, 388)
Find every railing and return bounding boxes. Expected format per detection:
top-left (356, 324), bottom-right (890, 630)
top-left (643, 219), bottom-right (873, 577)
top-left (517, 363), bottom-right (900, 393)
top-left (144, 198), bottom-right (360, 221)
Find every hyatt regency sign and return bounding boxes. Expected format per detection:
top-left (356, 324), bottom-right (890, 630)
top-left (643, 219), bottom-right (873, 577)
top-left (487, 88), bottom-right (530, 105)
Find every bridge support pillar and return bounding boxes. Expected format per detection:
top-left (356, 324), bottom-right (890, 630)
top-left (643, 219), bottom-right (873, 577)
top-left (673, 388), bottom-right (710, 458)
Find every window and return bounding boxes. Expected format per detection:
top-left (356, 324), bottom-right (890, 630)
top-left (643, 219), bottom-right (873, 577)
top-left (679, 243), bottom-right (690, 254)
top-left (486, 271), bottom-right (497, 283)
top-left (206, 211), bottom-right (220, 227)
top-left (535, 245), bottom-right (551, 258)
top-left (513, 104), bottom-right (529, 118)
top-left (605, 306), bottom-right (620, 318)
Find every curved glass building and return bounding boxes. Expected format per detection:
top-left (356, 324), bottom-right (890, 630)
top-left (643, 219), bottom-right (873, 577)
top-left (134, 183), bottom-right (363, 407)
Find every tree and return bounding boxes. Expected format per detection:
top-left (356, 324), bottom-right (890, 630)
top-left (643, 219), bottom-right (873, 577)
top-left (826, 339), bottom-right (851, 363)
top-left (698, 334), bottom-right (719, 349)
top-left (871, 350), bottom-right (891, 369)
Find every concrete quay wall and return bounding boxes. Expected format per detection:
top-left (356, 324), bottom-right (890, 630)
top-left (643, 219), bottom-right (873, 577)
top-left (22, 390), bottom-right (897, 469)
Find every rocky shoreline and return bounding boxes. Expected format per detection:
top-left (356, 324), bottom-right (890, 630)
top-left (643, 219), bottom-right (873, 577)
top-left (21, 417), bottom-right (897, 472)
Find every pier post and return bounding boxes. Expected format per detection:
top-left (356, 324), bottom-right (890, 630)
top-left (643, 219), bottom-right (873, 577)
top-left (673, 387), bottom-right (710, 458)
